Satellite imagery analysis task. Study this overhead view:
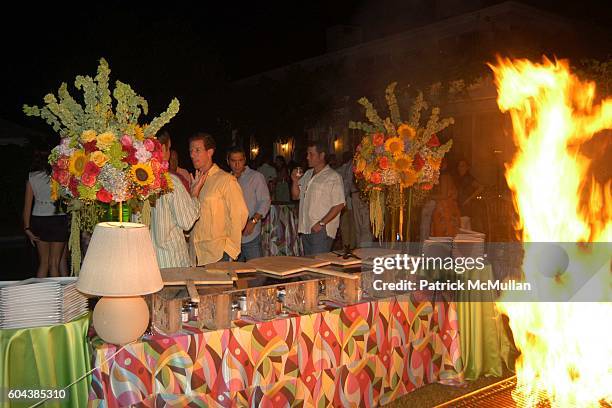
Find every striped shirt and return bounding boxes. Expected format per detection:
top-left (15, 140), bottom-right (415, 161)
top-left (151, 173), bottom-right (200, 268)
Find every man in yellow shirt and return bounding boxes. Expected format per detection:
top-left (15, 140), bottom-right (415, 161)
top-left (189, 132), bottom-right (248, 265)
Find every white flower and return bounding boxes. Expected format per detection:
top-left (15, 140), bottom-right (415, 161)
top-left (134, 141), bottom-right (152, 163)
top-left (57, 137), bottom-right (74, 156)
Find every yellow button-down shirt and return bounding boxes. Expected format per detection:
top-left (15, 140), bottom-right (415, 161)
top-left (190, 164), bottom-right (249, 265)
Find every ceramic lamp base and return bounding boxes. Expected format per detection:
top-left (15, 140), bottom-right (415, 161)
top-left (93, 296), bottom-right (149, 345)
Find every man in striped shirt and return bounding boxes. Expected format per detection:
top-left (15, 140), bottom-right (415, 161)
top-left (150, 132), bottom-right (200, 268)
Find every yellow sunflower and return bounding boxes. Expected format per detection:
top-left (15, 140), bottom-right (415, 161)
top-left (393, 154), bottom-right (412, 172)
top-left (384, 137), bottom-right (404, 156)
top-left (69, 151), bottom-right (88, 176)
top-left (131, 163), bottom-right (154, 186)
top-left (398, 124), bottom-right (416, 140)
top-left (400, 169), bottom-right (418, 188)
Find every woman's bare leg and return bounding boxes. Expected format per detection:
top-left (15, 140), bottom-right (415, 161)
top-left (36, 241), bottom-right (50, 278)
top-left (49, 242), bottom-right (66, 278)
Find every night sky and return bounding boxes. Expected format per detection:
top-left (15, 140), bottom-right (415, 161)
top-left (1, 0), bottom-right (609, 132)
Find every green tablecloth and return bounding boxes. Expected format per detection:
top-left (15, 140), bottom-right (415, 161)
top-left (456, 266), bottom-right (515, 380)
top-left (0, 314), bottom-right (91, 407)
top-left (423, 265), bottom-right (515, 380)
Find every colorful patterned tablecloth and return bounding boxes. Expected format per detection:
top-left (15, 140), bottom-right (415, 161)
top-left (89, 295), bottom-right (463, 407)
top-left (261, 204), bottom-right (303, 257)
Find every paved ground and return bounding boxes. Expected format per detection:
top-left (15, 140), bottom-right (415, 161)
top-left (386, 369), bottom-right (514, 407)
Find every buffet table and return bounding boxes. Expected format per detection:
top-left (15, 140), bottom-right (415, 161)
top-left (88, 294), bottom-right (463, 407)
top-left (261, 203), bottom-right (302, 257)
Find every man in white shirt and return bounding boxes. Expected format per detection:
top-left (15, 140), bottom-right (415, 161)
top-left (151, 132), bottom-right (200, 268)
top-left (291, 141), bottom-right (345, 255)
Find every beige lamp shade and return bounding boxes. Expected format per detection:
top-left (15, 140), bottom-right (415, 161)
top-left (77, 222), bottom-right (163, 296)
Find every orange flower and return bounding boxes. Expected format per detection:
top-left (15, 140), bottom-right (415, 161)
top-left (378, 156), bottom-right (390, 170)
top-left (372, 133), bottom-right (385, 146)
top-left (370, 171), bottom-right (382, 184)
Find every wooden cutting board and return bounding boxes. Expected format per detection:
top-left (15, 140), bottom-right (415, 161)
top-left (353, 248), bottom-right (403, 264)
top-left (246, 256), bottom-right (330, 276)
top-left (160, 267), bottom-right (235, 285)
top-left (204, 262), bottom-right (257, 274)
top-left (314, 252), bottom-right (362, 266)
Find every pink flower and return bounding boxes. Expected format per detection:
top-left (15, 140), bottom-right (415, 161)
top-left (53, 168), bottom-right (70, 186)
top-left (144, 139), bottom-right (155, 152)
top-left (121, 135), bottom-right (133, 147)
top-left (81, 172), bottom-right (97, 187)
top-left (57, 156), bottom-right (69, 170)
top-left (152, 150), bottom-right (163, 162)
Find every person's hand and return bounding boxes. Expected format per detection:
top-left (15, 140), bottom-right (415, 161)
top-left (290, 167), bottom-right (303, 183)
top-left (242, 220), bottom-right (256, 236)
top-left (190, 170), bottom-right (208, 197)
top-left (24, 229), bottom-right (40, 246)
top-left (311, 223), bottom-right (323, 233)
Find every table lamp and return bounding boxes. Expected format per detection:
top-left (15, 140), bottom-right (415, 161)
top-left (77, 222), bottom-right (163, 345)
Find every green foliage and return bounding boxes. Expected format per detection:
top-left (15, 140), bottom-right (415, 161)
top-left (23, 58), bottom-right (179, 139)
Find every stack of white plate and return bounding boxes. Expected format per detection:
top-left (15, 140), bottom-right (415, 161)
top-left (61, 280), bottom-right (89, 323)
top-left (0, 278), bottom-right (88, 329)
top-left (452, 230), bottom-right (486, 259)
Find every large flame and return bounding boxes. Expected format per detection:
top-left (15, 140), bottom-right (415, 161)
top-left (491, 57), bottom-right (612, 407)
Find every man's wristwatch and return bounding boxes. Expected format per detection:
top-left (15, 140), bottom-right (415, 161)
top-left (251, 217), bottom-right (258, 224)
top-left (318, 221), bottom-right (325, 227)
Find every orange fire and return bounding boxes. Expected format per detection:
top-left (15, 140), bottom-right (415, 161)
top-left (490, 57), bottom-right (612, 407)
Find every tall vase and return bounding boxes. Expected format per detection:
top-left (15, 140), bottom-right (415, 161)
top-left (106, 202), bottom-right (131, 222)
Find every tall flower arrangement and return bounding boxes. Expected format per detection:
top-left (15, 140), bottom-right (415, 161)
top-left (350, 82), bottom-right (454, 239)
top-left (24, 58), bottom-right (180, 274)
